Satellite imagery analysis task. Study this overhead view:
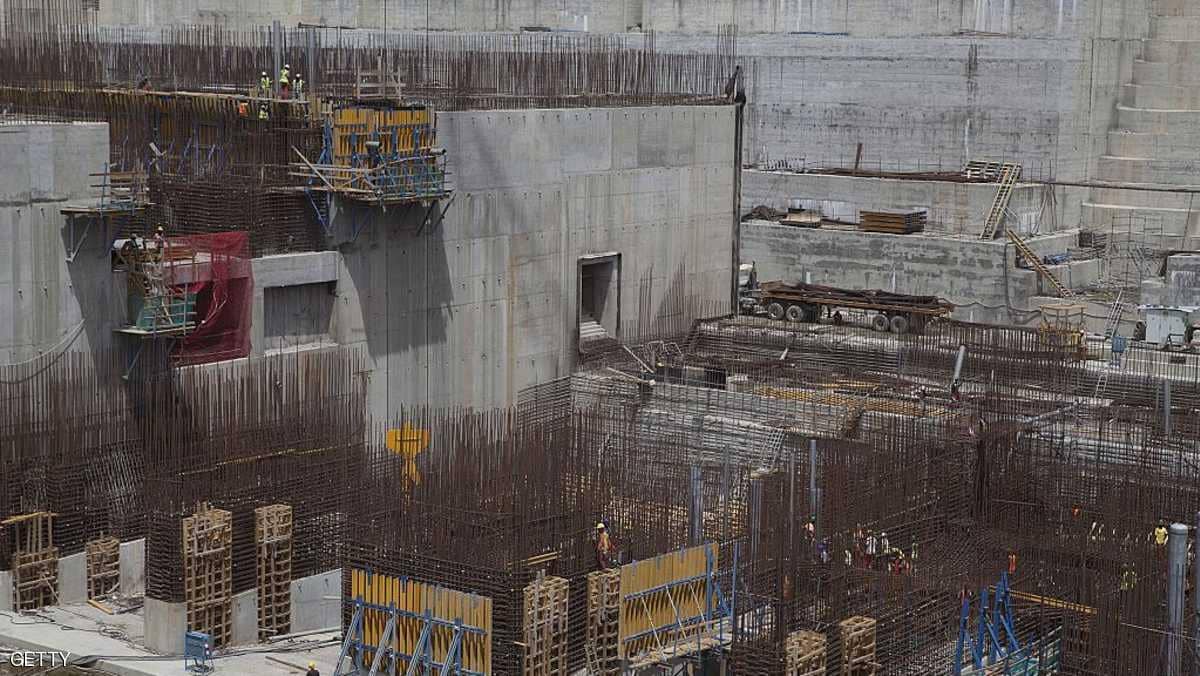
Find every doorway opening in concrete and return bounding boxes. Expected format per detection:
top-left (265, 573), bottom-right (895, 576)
top-left (578, 253), bottom-right (620, 343)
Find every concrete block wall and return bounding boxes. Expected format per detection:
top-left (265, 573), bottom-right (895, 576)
top-left (740, 221), bottom-right (1081, 322)
top-left (0, 123), bottom-right (121, 364)
top-left (95, 0), bottom-right (638, 32)
top-left (331, 105), bottom-right (736, 417)
top-left (741, 170), bottom-right (1071, 236)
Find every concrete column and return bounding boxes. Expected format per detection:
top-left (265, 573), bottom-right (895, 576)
top-left (290, 569), bottom-right (341, 633)
top-left (144, 598), bottom-right (187, 654)
top-left (119, 538), bottom-right (145, 597)
top-left (56, 552), bottom-right (87, 605)
top-left (1167, 522), bottom-right (1188, 676)
top-left (232, 589), bottom-right (259, 645)
top-left (0, 571), bottom-right (12, 612)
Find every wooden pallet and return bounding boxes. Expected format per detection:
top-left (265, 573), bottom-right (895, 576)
top-left (85, 536), bottom-right (121, 600)
top-left (255, 504), bottom-right (293, 641)
top-left (840, 616), bottom-right (879, 676)
top-left (859, 209), bottom-right (926, 235)
top-left (3, 512), bottom-right (59, 611)
top-left (786, 630), bottom-right (827, 676)
top-left (586, 570), bottom-right (621, 675)
top-left (522, 575), bottom-right (569, 676)
top-left (182, 503), bottom-right (232, 647)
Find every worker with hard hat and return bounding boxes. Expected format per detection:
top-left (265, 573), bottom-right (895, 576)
top-left (294, 73), bottom-right (305, 100)
top-left (306, 661), bottom-right (320, 676)
top-left (258, 71), bottom-right (272, 98)
top-left (279, 63), bottom-right (291, 98)
top-left (595, 522), bottom-right (615, 569)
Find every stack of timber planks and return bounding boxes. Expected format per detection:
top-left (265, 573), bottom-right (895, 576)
top-left (859, 209), bottom-right (926, 234)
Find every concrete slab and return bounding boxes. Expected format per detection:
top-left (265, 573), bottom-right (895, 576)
top-left (142, 598), bottom-right (186, 655)
top-left (252, 251), bottom-right (340, 289)
top-left (0, 603), bottom-right (340, 675)
top-left (0, 571), bottom-right (12, 612)
top-left (231, 589), bottom-right (258, 646)
top-left (119, 539), bottom-right (145, 597)
top-left (57, 552), bottom-right (86, 605)
top-left (290, 569), bottom-right (340, 633)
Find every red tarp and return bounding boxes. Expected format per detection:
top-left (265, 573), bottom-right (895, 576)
top-left (172, 232), bottom-right (253, 366)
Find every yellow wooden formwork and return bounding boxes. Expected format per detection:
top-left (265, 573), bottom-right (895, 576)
top-left (618, 543), bottom-right (719, 663)
top-left (349, 568), bottom-right (492, 675)
top-left (330, 106), bottom-right (434, 166)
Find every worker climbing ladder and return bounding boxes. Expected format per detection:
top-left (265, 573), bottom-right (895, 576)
top-left (1006, 229), bottom-right (1073, 298)
top-left (979, 162), bottom-right (1022, 240)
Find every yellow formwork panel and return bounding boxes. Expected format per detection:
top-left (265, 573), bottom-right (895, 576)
top-left (350, 568), bottom-right (492, 675)
top-left (617, 543), bottom-right (718, 661)
top-left (331, 106), bottom-right (434, 165)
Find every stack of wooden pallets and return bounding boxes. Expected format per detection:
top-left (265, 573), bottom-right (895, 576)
top-left (183, 503), bottom-right (233, 647)
top-left (859, 209), bottom-right (926, 234)
top-left (786, 629), bottom-right (827, 676)
top-left (586, 570), bottom-right (621, 675)
top-left (255, 504), bottom-right (293, 641)
top-left (840, 616), bottom-right (879, 676)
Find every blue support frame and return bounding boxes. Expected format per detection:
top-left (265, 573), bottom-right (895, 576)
top-left (954, 572), bottom-right (1030, 676)
top-left (333, 596), bottom-right (487, 676)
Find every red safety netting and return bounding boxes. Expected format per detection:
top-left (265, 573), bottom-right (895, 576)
top-left (170, 232), bottom-right (253, 366)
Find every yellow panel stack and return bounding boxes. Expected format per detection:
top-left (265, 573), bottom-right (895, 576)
top-left (618, 543), bottom-right (722, 667)
top-left (839, 616), bottom-right (879, 676)
top-left (522, 575), bottom-right (569, 676)
top-left (349, 569), bottom-right (493, 675)
top-left (330, 106), bottom-right (435, 166)
top-left (786, 630), bottom-right (827, 676)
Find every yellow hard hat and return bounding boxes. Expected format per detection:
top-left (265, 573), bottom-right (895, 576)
top-left (596, 522), bottom-right (605, 530)
top-left (309, 662), bottom-right (316, 669)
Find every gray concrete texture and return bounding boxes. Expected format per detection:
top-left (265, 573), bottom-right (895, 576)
top-left (1142, 253), bottom-right (1200, 306)
top-left (740, 220), bottom-right (1079, 322)
top-left (119, 538), bottom-right (146, 597)
top-left (741, 170), bottom-right (1080, 236)
top-left (0, 123), bottom-right (122, 364)
top-left (327, 106), bottom-right (736, 416)
top-left (92, 0), bottom-right (641, 32)
top-left (143, 598), bottom-right (186, 654)
top-left (0, 571), bottom-right (11, 612)
top-left (290, 569), bottom-right (340, 633)
top-left (231, 589), bottom-right (258, 645)
top-left (56, 552), bottom-right (86, 605)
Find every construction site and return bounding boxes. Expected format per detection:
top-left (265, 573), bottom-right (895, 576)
top-left (1, 0), bottom-right (1199, 675)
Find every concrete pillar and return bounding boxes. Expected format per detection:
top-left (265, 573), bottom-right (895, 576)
top-left (289, 569), bottom-right (341, 633)
top-left (232, 589), bottom-right (259, 645)
top-left (0, 571), bottom-right (12, 611)
top-left (119, 538), bottom-right (145, 597)
top-left (1167, 522), bottom-right (1188, 676)
top-left (56, 552), bottom-right (87, 605)
top-left (144, 598), bottom-right (187, 654)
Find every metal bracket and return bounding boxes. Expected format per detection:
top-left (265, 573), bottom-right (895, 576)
top-left (65, 214), bottom-right (99, 262)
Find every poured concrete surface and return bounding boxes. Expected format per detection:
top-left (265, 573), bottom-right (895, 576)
top-left (290, 569), bottom-right (340, 633)
top-left (142, 598), bottom-right (185, 655)
top-left (56, 552), bottom-right (86, 606)
top-left (232, 589), bottom-right (258, 646)
top-left (0, 603), bottom-right (339, 675)
top-left (0, 571), bottom-right (11, 612)
top-left (119, 539), bottom-right (145, 597)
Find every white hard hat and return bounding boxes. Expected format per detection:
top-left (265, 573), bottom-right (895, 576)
top-left (596, 522), bottom-right (605, 530)
top-left (284, 63), bottom-right (290, 68)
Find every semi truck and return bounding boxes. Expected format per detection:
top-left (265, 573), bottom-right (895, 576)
top-left (739, 267), bottom-right (954, 334)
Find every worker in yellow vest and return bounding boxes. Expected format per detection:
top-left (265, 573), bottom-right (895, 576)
top-left (279, 64), bottom-right (291, 99)
top-left (258, 71), bottom-right (271, 98)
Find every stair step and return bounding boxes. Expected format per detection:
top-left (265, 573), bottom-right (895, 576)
top-left (1154, 0), bottom-right (1200, 16)
top-left (1096, 155), bottom-right (1200, 186)
top-left (579, 320), bottom-right (608, 340)
top-left (1106, 130), bottom-right (1200, 161)
top-left (1153, 16), bottom-right (1200, 40)
top-left (1144, 39), bottom-right (1200, 66)
top-left (1132, 59), bottom-right (1200, 86)
top-left (1117, 105), bottom-right (1200, 133)
top-left (1090, 182), bottom-right (1200, 209)
top-left (1124, 83), bottom-right (1200, 110)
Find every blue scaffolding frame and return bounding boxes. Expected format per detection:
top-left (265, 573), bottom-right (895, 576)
top-left (332, 596), bottom-right (488, 676)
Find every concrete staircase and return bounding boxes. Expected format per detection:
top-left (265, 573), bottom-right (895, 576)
top-left (1083, 0), bottom-right (1200, 249)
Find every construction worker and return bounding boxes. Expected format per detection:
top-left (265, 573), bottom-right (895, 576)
top-left (279, 63), bottom-right (291, 98)
top-left (1007, 551), bottom-right (1018, 576)
top-left (1119, 563), bottom-right (1137, 592)
top-left (910, 537), bottom-right (918, 574)
top-left (1110, 334), bottom-right (1127, 367)
top-left (865, 530), bottom-right (878, 569)
top-left (258, 71), bottom-right (272, 97)
top-left (595, 522), bottom-right (615, 569)
top-left (258, 103), bottom-right (270, 121)
top-left (294, 74), bottom-right (305, 100)
top-left (237, 100), bottom-right (249, 118)
top-left (879, 531), bottom-right (889, 555)
top-left (306, 661), bottom-right (320, 676)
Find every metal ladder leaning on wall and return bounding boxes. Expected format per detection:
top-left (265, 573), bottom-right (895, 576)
top-left (1006, 228), bottom-right (1074, 298)
top-left (1094, 290), bottom-right (1126, 399)
top-left (979, 162), bottom-right (1022, 240)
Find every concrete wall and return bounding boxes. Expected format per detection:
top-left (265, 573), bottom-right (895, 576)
top-left (290, 569), bottom-right (340, 633)
top-left (0, 123), bottom-right (121, 364)
top-left (328, 105), bottom-right (736, 417)
top-left (741, 170), bottom-right (1082, 236)
top-left (119, 538), bottom-right (145, 597)
top-left (741, 220), bottom-right (1079, 322)
top-left (94, 0), bottom-right (639, 31)
top-left (56, 552), bottom-right (86, 605)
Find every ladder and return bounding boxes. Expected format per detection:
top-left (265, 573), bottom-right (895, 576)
top-left (1006, 228), bottom-right (1073, 298)
top-left (979, 162), bottom-right (1022, 240)
top-left (1094, 291), bottom-right (1126, 399)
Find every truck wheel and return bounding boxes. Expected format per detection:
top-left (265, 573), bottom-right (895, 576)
top-left (767, 302), bottom-right (785, 321)
top-left (785, 305), bottom-right (805, 322)
top-left (890, 314), bottom-right (911, 334)
top-left (870, 314), bottom-right (890, 332)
